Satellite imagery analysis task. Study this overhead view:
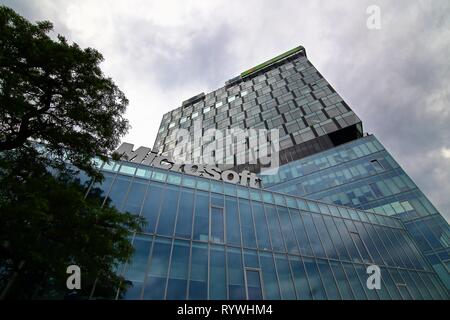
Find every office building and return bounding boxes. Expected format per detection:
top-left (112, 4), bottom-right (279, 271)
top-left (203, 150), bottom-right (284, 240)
top-left (89, 45), bottom-right (449, 299)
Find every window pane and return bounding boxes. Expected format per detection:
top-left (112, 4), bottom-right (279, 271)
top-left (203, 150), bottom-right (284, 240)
top-left (92, 172), bottom-right (114, 200)
top-left (375, 226), bottom-right (405, 268)
top-left (193, 191), bottom-right (209, 241)
top-left (242, 250), bottom-right (258, 269)
top-left (211, 207), bottom-right (224, 243)
top-left (107, 176), bottom-right (131, 209)
top-left (124, 235), bottom-right (152, 283)
top-left (166, 240), bottom-right (190, 300)
top-left (390, 230), bottom-right (420, 269)
top-left (400, 270), bottom-right (423, 300)
top-left (329, 261), bottom-right (354, 300)
top-left (312, 215), bottom-right (338, 259)
top-left (289, 209), bottom-right (313, 256)
top-left (342, 263), bottom-right (367, 299)
top-left (420, 273), bottom-right (446, 300)
top-left (141, 183), bottom-right (164, 233)
top-left (239, 199), bottom-right (257, 248)
top-left (246, 270), bottom-right (263, 299)
top-left (275, 255), bottom-right (296, 299)
top-left (323, 216), bottom-right (350, 261)
top-left (122, 179), bottom-right (147, 214)
top-left (167, 172), bottom-right (182, 185)
top-left (355, 264), bottom-right (379, 300)
top-left (302, 212), bottom-right (326, 258)
top-left (227, 247), bottom-right (245, 300)
top-left (350, 232), bottom-right (372, 264)
top-left (381, 266), bottom-right (402, 300)
top-left (209, 245), bottom-right (226, 299)
top-left (143, 237), bottom-right (171, 299)
top-left (277, 207), bottom-right (299, 254)
top-left (156, 185), bottom-right (180, 236)
top-left (365, 223), bottom-right (395, 266)
top-left (303, 257), bottom-right (326, 300)
top-left (289, 256), bottom-right (312, 300)
top-left (266, 205), bottom-right (285, 251)
top-left (354, 222), bottom-right (384, 266)
top-left (119, 164), bottom-right (137, 175)
top-left (316, 259), bottom-right (340, 299)
top-left (259, 252), bottom-right (281, 299)
top-left (398, 231), bottom-right (428, 270)
top-left (175, 189), bottom-right (194, 239)
top-left (334, 218), bottom-right (362, 263)
top-left (189, 243), bottom-right (208, 300)
top-left (252, 202), bottom-right (271, 250)
top-left (225, 197), bottom-right (241, 245)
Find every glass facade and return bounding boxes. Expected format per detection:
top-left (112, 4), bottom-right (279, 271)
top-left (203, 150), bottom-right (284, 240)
top-left (262, 134), bottom-right (450, 291)
top-left (87, 160), bottom-right (447, 299)
top-left (153, 47), bottom-right (362, 168)
top-left (98, 46), bottom-right (449, 299)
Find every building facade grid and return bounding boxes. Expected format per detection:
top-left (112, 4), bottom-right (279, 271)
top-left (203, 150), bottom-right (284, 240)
top-left (85, 159), bottom-right (448, 300)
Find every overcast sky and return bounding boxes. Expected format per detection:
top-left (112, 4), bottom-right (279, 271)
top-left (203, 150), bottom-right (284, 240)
top-left (2, 0), bottom-right (449, 221)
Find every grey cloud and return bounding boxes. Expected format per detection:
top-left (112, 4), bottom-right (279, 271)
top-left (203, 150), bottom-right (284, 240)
top-left (133, 22), bottom-right (235, 91)
top-left (317, 0), bottom-right (450, 220)
top-left (1, 0), bottom-right (73, 38)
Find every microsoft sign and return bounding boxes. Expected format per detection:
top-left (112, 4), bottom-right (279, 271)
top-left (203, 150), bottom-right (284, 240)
top-left (113, 143), bottom-right (261, 188)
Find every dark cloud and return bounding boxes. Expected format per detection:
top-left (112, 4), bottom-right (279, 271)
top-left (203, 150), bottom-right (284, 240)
top-left (1, 0), bottom-right (72, 38)
top-left (315, 0), bottom-right (450, 220)
top-left (119, 20), bottom-right (235, 91)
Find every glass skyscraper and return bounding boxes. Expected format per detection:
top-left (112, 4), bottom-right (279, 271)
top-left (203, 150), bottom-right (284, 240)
top-left (90, 160), bottom-right (447, 300)
top-left (90, 45), bottom-right (449, 299)
top-left (262, 134), bottom-right (450, 291)
top-left (153, 46), bottom-right (362, 173)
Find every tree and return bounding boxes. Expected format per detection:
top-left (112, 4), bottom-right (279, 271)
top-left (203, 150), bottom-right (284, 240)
top-left (0, 5), bottom-right (129, 180)
top-left (0, 7), bottom-right (144, 299)
top-left (0, 148), bottom-right (145, 299)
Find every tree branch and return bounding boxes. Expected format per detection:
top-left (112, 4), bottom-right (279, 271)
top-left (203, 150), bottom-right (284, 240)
top-left (0, 88), bottom-right (53, 151)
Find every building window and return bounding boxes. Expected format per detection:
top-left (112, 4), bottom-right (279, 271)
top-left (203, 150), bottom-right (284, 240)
top-left (443, 259), bottom-right (450, 274)
top-left (210, 206), bottom-right (224, 243)
top-left (228, 95), bottom-right (236, 103)
top-left (245, 269), bottom-right (263, 299)
top-left (370, 159), bottom-right (384, 171)
top-left (396, 283), bottom-right (412, 300)
top-left (349, 231), bottom-right (372, 263)
top-left (119, 164), bottom-right (137, 176)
